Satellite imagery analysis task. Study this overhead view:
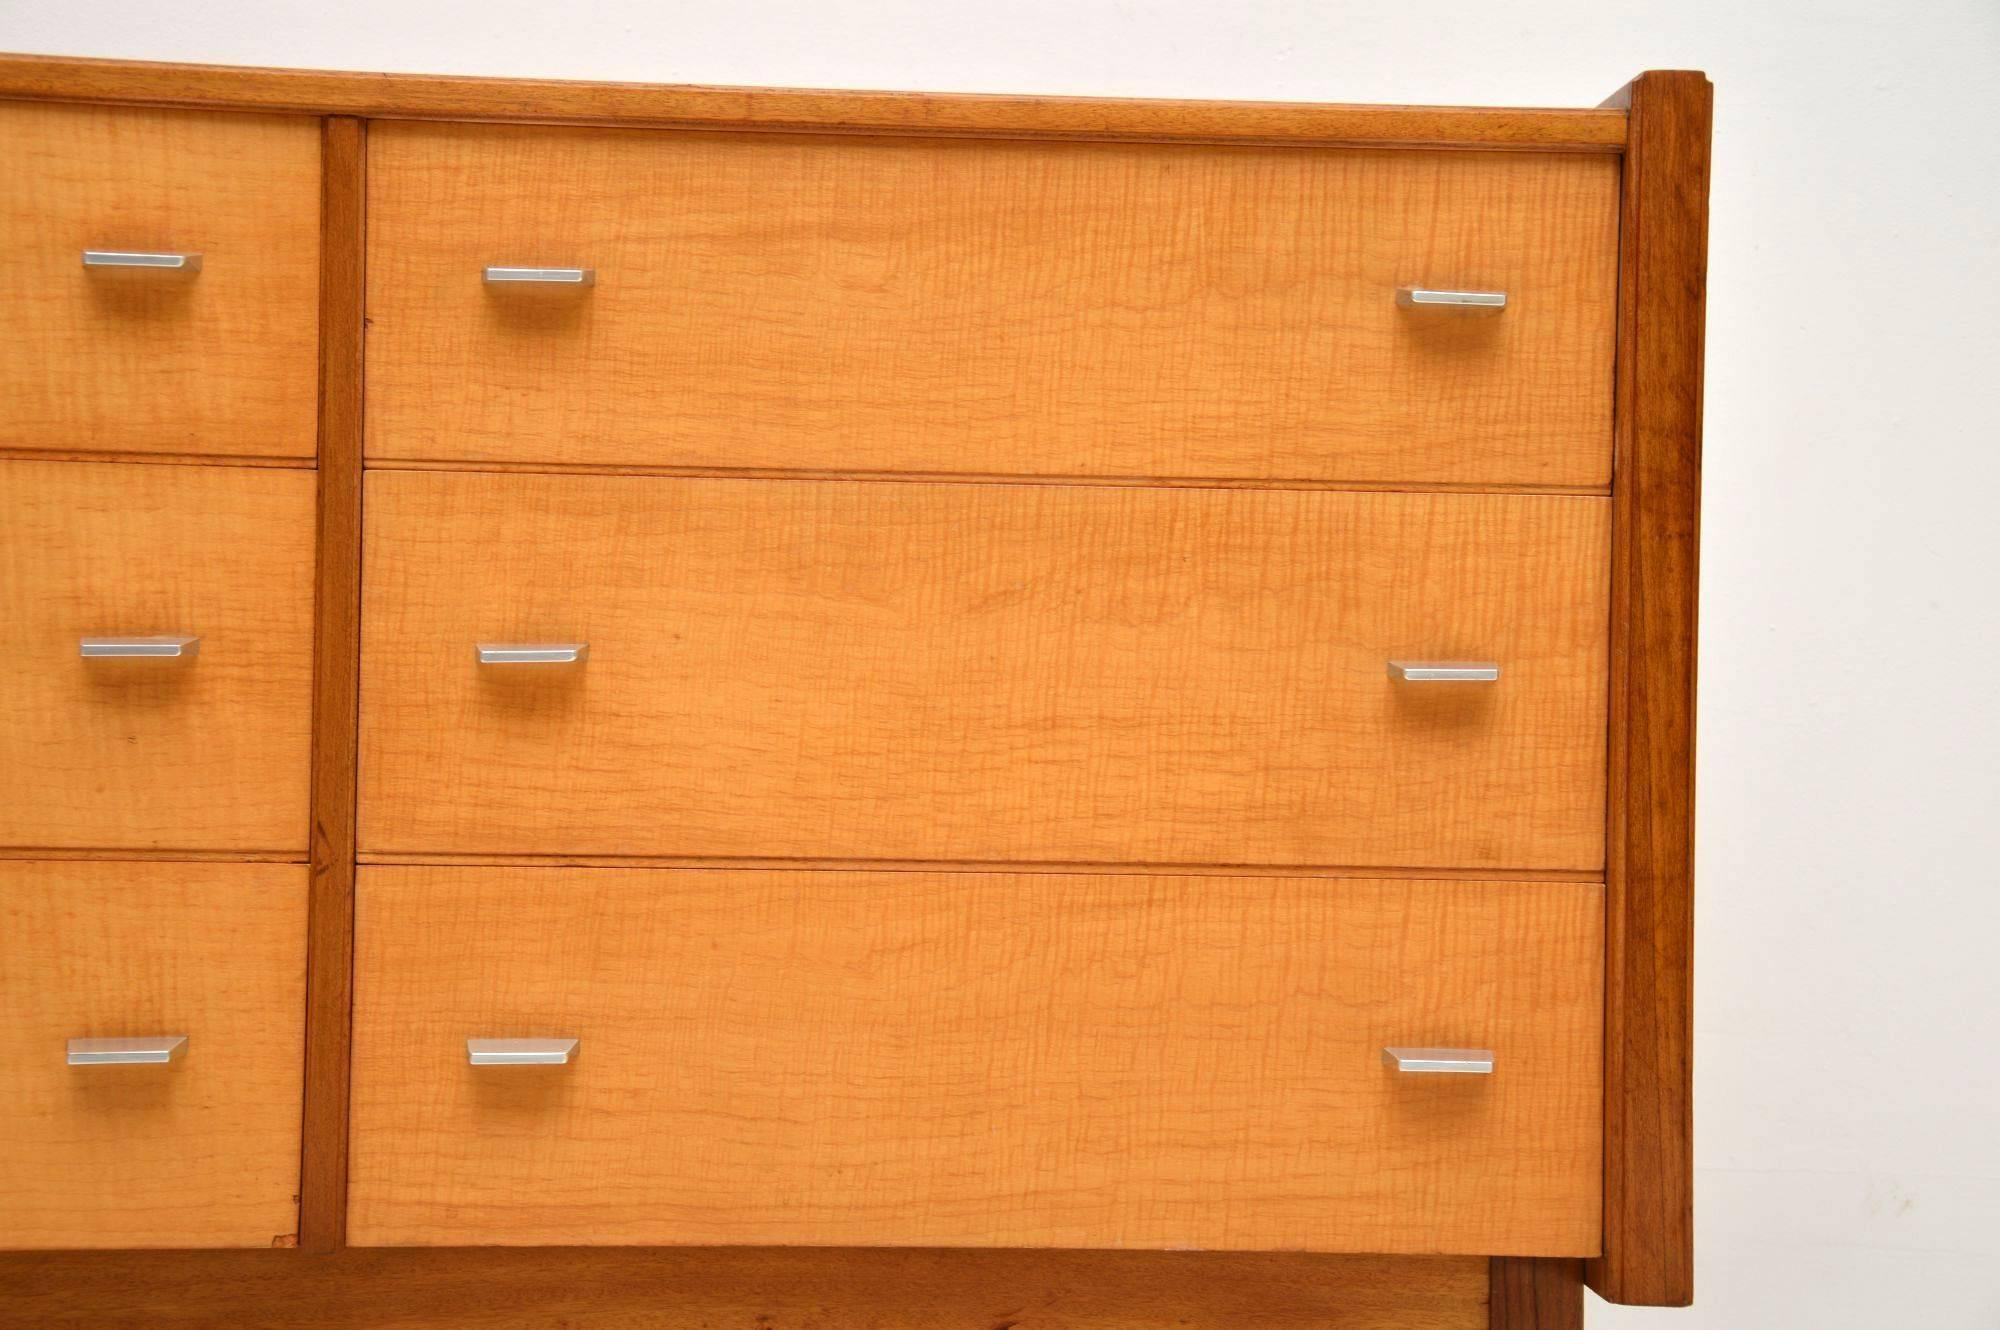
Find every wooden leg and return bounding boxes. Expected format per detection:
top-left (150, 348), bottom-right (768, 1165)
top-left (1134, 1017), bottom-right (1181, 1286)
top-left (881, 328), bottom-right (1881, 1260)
top-left (1490, 1258), bottom-right (1584, 1330)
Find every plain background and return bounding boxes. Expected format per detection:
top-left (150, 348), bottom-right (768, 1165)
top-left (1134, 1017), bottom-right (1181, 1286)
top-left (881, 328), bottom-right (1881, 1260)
top-left (3, 1), bottom-right (1996, 1325)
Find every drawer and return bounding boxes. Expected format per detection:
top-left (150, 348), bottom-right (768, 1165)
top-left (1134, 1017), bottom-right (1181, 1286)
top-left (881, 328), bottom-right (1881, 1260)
top-left (0, 103), bottom-right (320, 459)
top-left (365, 123), bottom-right (1616, 485)
top-left (0, 861), bottom-right (306, 1249)
top-left (359, 472), bottom-right (1608, 869)
top-left (349, 866), bottom-right (1602, 1252)
top-left (0, 461), bottom-right (316, 851)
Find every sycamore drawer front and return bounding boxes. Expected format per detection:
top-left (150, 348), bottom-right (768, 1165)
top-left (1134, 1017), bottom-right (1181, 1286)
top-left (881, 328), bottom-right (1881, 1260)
top-left (0, 461), bottom-right (316, 851)
top-left (0, 102), bottom-right (321, 458)
top-left (0, 862), bottom-right (307, 1250)
top-left (358, 471), bottom-right (1609, 869)
top-left (348, 866), bottom-right (1603, 1253)
top-left (365, 123), bottom-right (1617, 486)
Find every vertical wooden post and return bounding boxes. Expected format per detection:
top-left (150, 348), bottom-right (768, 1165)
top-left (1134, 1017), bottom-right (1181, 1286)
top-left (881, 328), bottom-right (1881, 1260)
top-left (1490, 1258), bottom-right (1584, 1330)
top-left (301, 114), bottom-right (366, 1252)
top-left (1590, 69), bottom-right (1711, 1308)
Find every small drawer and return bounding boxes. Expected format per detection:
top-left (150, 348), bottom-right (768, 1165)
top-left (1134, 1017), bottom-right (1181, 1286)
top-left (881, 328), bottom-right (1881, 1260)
top-left (0, 461), bottom-right (315, 851)
top-left (358, 472), bottom-right (1609, 869)
top-left (0, 102), bottom-right (320, 458)
top-left (349, 866), bottom-right (1602, 1252)
top-left (365, 123), bottom-right (1617, 486)
top-left (0, 861), bottom-right (306, 1249)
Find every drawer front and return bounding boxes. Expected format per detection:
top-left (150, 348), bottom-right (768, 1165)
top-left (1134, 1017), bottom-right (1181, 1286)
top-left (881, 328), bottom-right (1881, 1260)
top-left (359, 472), bottom-right (1608, 869)
top-left (366, 123), bottom-right (1616, 485)
top-left (0, 461), bottom-right (315, 851)
top-left (0, 862), bottom-right (306, 1249)
top-left (349, 866), bottom-right (1602, 1252)
top-left (0, 103), bottom-right (320, 458)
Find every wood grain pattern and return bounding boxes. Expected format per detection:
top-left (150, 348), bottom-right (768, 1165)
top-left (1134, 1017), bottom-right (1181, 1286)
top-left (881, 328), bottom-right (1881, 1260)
top-left (0, 52), bottom-right (1626, 152)
top-left (0, 1247), bottom-right (1487, 1329)
top-left (349, 866), bottom-right (1602, 1253)
top-left (356, 853), bottom-right (1604, 881)
top-left (359, 473), bottom-right (1609, 868)
top-left (366, 124), bottom-right (1618, 486)
top-left (1490, 1258), bottom-right (1584, 1328)
top-left (0, 460), bottom-right (315, 851)
top-left (0, 101), bottom-right (319, 457)
top-left (299, 115), bottom-right (365, 1255)
top-left (0, 861), bottom-right (306, 1249)
top-left (1587, 71), bottom-right (1708, 1310)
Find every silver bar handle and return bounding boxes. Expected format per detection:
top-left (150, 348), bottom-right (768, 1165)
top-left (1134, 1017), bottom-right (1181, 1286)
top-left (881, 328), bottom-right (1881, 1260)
top-left (83, 251), bottom-right (203, 272)
top-left (483, 266), bottom-right (595, 286)
top-left (1387, 660), bottom-right (1499, 682)
top-left (1396, 286), bottom-right (1506, 311)
top-left (468, 1038), bottom-right (578, 1066)
top-left (69, 1036), bottom-right (188, 1065)
top-left (80, 635), bottom-right (201, 659)
top-left (476, 643), bottom-right (588, 665)
top-left (1382, 1046), bottom-right (1493, 1075)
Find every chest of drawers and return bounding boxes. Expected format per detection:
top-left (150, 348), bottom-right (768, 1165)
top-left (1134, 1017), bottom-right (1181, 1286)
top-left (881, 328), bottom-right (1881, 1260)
top-left (0, 54), bottom-right (1708, 1330)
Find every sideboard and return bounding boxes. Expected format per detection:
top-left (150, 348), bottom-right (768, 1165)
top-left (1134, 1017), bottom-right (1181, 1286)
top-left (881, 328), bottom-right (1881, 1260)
top-left (0, 54), bottom-right (1708, 1329)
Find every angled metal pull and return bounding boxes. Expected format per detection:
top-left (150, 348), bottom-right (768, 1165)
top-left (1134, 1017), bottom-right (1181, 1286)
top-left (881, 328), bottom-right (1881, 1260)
top-left (1387, 660), bottom-right (1499, 682)
top-left (83, 250), bottom-right (203, 272)
top-left (476, 643), bottom-right (588, 665)
top-left (1382, 1046), bottom-right (1493, 1075)
top-left (483, 266), bottom-right (595, 286)
top-left (68, 1036), bottom-right (189, 1065)
top-left (80, 635), bottom-right (201, 659)
top-left (468, 1038), bottom-right (579, 1066)
top-left (1396, 286), bottom-right (1506, 311)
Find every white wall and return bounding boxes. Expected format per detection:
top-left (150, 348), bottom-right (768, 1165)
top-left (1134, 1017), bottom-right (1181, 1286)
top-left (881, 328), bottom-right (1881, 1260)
top-left (5, 2), bottom-right (1996, 1324)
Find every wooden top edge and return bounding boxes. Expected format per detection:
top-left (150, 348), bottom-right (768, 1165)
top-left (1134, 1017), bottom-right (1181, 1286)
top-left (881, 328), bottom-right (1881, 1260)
top-left (0, 52), bottom-right (1627, 150)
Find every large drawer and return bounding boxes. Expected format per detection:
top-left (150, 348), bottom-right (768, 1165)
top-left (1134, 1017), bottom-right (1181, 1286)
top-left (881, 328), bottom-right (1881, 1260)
top-left (0, 461), bottom-right (316, 851)
top-left (0, 861), bottom-right (307, 1249)
top-left (365, 123), bottom-right (1617, 485)
top-left (0, 103), bottom-right (320, 458)
top-left (349, 865), bottom-right (1602, 1252)
top-left (359, 472), bottom-right (1608, 869)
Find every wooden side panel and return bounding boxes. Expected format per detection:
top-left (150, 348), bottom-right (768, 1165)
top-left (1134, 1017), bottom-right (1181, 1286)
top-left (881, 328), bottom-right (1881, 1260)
top-left (366, 124), bottom-right (1618, 486)
top-left (0, 1248), bottom-right (1488, 1330)
top-left (1489, 1258), bottom-right (1584, 1329)
top-left (350, 867), bottom-right (1602, 1253)
top-left (299, 114), bottom-right (365, 1254)
top-left (0, 862), bottom-right (307, 1249)
top-left (359, 474), bottom-right (1610, 869)
top-left (0, 460), bottom-right (316, 851)
top-left (0, 102), bottom-right (320, 458)
top-left (1588, 71), bottom-right (1709, 1309)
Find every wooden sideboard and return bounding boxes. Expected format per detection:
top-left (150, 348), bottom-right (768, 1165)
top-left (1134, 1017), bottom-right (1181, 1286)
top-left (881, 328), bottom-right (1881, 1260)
top-left (0, 54), bottom-right (1708, 1329)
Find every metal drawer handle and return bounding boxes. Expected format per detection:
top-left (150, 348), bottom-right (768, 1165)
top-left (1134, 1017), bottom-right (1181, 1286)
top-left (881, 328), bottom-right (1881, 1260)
top-left (476, 643), bottom-right (588, 665)
top-left (80, 635), bottom-right (201, 659)
top-left (468, 1038), bottom-right (578, 1066)
top-left (483, 266), bottom-right (595, 286)
top-left (83, 250), bottom-right (203, 273)
top-left (1382, 1046), bottom-right (1493, 1075)
top-left (68, 1036), bottom-right (188, 1065)
top-left (1396, 286), bottom-right (1506, 311)
top-left (1387, 660), bottom-right (1499, 683)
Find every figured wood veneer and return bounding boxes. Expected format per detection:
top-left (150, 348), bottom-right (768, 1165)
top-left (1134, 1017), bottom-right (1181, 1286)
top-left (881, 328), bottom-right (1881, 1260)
top-left (0, 460), bottom-right (316, 852)
top-left (0, 102), bottom-right (320, 459)
top-left (365, 123), bottom-right (1617, 486)
top-left (0, 861), bottom-right (307, 1249)
top-left (349, 866), bottom-right (1602, 1253)
top-left (358, 473), bottom-right (1609, 869)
